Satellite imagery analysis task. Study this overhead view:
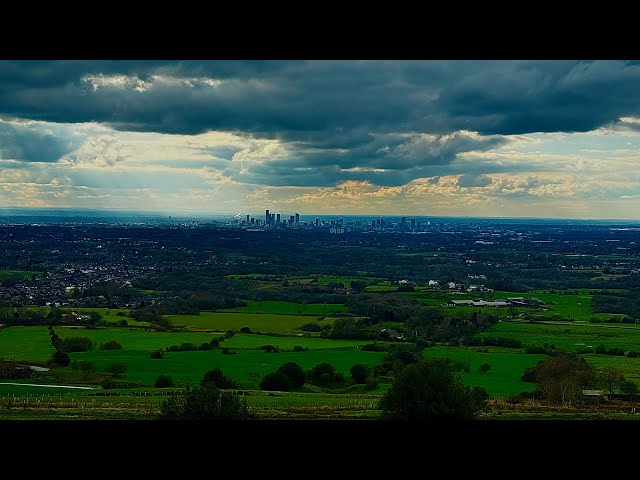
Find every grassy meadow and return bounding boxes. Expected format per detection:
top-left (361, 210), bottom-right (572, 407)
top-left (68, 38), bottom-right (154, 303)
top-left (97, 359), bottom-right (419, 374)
top-left (422, 346), bottom-right (545, 396)
top-left (168, 312), bottom-right (326, 334)
top-left (218, 300), bottom-right (348, 316)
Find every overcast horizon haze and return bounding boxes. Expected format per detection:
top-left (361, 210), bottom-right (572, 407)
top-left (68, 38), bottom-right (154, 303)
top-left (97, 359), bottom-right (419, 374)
top-left (3, 60), bottom-right (640, 219)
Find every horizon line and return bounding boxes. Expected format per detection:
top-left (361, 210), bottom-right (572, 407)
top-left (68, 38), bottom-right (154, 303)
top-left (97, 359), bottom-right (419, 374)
top-left (0, 206), bottom-right (639, 223)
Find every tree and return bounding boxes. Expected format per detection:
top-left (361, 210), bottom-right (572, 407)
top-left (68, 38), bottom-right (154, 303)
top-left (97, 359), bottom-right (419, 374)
top-left (107, 362), bottom-right (127, 377)
top-left (201, 368), bottom-right (238, 389)
top-left (150, 350), bottom-right (164, 359)
top-left (531, 353), bottom-right (596, 406)
top-left (379, 359), bottom-right (488, 421)
top-left (478, 363), bottom-right (491, 374)
top-left (620, 380), bottom-right (638, 397)
top-left (155, 374), bottom-right (174, 388)
top-left (160, 384), bottom-right (250, 420)
top-left (260, 371), bottom-right (291, 391)
top-left (51, 350), bottom-right (70, 367)
top-left (599, 367), bottom-right (626, 396)
top-left (100, 340), bottom-right (122, 351)
top-left (350, 364), bottom-right (370, 384)
top-left (277, 362), bottom-right (306, 389)
top-left (308, 362), bottom-right (338, 387)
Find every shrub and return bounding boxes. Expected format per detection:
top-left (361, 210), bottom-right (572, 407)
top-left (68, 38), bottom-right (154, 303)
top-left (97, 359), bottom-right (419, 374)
top-left (277, 362), bottom-right (306, 389)
top-left (307, 362), bottom-right (338, 387)
top-left (199, 342), bottom-right (212, 351)
top-left (350, 364), bottom-right (370, 384)
top-left (201, 368), bottom-right (238, 389)
top-left (160, 384), bottom-right (250, 420)
top-left (240, 327), bottom-right (252, 334)
top-left (107, 362), bottom-right (127, 377)
top-left (100, 340), bottom-right (123, 351)
top-left (478, 363), bottom-right (491, 374)
top-left (150, 350), bottom-right (164, 359)
top-left (221, 347), bottom-right (235, 355)
top-left (60, 336), bottom-right (94, 352)
top-left (627, 351), bottom-right (640, 358)
top-left (260, 345), bottom-right (279, 353)
top-left (209, 338), bottom-right (220, 348)
top-left (51, 350), bottom-right (70, 367)
top-left (301, 323), bottom-right (322, 332)
top-left (292, 345), bottom-right (308, 352)
top-left (260, 371), bottom-right (291, 391)
top-left (155, 374), bottom-right (174, 388)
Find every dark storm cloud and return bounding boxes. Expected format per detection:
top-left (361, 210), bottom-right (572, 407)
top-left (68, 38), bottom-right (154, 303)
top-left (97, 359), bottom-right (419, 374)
top-left (4, 60), bottom-right (640, 188)
top-left (3, 60), bottom-right (640, 139)
top-left (224, 131), bottom-right (506, 186)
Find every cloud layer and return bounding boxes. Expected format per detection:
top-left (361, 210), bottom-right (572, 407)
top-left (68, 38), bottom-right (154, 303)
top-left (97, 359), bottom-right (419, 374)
top-left (2, 60), bottom-right (640, 218)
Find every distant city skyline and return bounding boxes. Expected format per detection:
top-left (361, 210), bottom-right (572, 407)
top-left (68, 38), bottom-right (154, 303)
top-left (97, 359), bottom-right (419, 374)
top-left (4, 61), bottom-right (640, 218)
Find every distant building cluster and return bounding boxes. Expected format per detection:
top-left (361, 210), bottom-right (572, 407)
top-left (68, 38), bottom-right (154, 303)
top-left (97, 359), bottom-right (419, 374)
top-left (447, 297), bottom-right (544, 308)
top-left (237, 210), bottom-right (432, 234)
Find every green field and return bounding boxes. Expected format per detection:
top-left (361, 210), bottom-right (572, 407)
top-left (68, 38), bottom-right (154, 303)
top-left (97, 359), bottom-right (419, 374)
top-left (0, 326), bottom-right (54, 362)
top-left (218, 300), bottom-right (348, 316)
top-left (168, 312), bottom-right (325, 334)
top-left (479, 321), bottom-right (640, 353)
top-left (222, 333), bottom-right (371, 350)
top-left (586, 354), bottom-right (640, 384)
top-left (57, 327), bottom-right (221, 351)
top-left (69, 348), bottom-right (385, 387)
top-left (0, 270), bottom-right (42, 278)
top-left (365, 285), bottom-right (398, 292)
top-left (422, 346), bottom-right (546, 396)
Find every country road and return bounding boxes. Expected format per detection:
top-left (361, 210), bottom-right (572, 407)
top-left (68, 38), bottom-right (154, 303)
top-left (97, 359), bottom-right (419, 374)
top-left (0, 382), bottom-right (97, 390)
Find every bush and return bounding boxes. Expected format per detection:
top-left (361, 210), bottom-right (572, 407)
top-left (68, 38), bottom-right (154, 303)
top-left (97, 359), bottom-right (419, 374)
top-left (107, 362), bottom-right (127, 377)
top-left (628, 351), bottom-right (640, 358)
top-left (201, 368), bottom-right (238, 389)
top-left (100, 340), bottom-right (123, 351)
top-left (292, 345), bottom-right (308, 352)
top-left (101, 378), bottom-right (120, 389)
top-left (260, 371), bottom-right (291, 391)
top-left (221, 347), bottom-right (236, 355)
top-left (240, 327), bottom-right (252, 334)
top-left (209, 338), bottom-right (220, 348)
top-left (160, 384), bottom-right (250, 420)
top-left (307, 362), bottom-right (339, 387)
top-left (199, 342), bottom-right (212, 351)
top-left (301, 323), bottom-right (322, 332)
top-left (60, 336), bottom-right (94, 352)
top-left (478, 363), bottom-right (491, 374)
top-left (260, 345), bottom-right (279, 353)
top-left (51, 350), bottom-right (70, 367)
top-left (150, 349), bottom-right (164, 359)
top-left (350, 364), bottom-right (370, 384)
top-left (155, 374), bottom-right (175, 388)
top-left (277, 362), bottom-right (306, 389)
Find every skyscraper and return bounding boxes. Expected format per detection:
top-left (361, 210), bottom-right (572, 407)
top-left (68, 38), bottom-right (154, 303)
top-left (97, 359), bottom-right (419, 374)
top-left (265, 209), bottom-right (270, 225)
top-left (295, 213), bottom-right (300, 225)
top-left (315, 218), bottom-right (319, 226)
top-left (246, 214), bottom-right (250, 224)
top-left (276, 213), bottom-right (281, 223)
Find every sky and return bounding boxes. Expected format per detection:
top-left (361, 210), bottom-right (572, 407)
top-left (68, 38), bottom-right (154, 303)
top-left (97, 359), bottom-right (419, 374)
top-left (2, 60), bottom-right (640, 219)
